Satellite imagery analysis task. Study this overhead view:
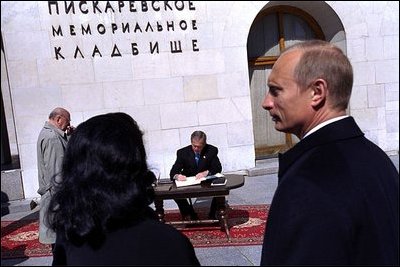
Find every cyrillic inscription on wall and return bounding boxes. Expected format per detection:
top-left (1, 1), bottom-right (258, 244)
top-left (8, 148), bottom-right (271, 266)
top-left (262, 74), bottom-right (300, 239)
top-left (47, 1), bottom-right (199, 60)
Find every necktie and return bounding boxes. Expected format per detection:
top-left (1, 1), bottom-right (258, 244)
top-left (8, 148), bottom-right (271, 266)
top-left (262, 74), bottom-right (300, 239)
top-left (195, 153), bottom-right (200, 166)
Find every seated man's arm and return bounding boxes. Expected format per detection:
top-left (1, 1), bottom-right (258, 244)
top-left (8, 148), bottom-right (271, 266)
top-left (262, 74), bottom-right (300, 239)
top-left (207, 147), bottom-right (222, 175)
top-left (170, 150), bottom-right (185, 181)
top-left (195, 170), bottom-right (209, 179)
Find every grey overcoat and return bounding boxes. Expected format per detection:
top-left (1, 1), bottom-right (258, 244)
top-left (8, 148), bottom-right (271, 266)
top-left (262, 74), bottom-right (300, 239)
top-left (37, 121), bottom-right (68, 244)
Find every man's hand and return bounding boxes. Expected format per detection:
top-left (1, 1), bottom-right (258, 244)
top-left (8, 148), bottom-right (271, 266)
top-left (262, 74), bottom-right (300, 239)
top-left (66, 125), bottom-right (75, 136)
top-left (195, 170), bottom-right (209, 179)
top-left (175, 174), bottom-right (187, 181)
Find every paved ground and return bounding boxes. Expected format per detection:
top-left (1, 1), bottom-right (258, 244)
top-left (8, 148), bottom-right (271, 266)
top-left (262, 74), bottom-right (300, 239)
top-left (1, 173), bottom-right (278, 266)
top-left (1, 154), bottom-right (398, 266)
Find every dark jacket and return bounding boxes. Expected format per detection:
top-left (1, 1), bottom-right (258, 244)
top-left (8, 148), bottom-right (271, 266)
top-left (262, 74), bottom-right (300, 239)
top-left (170, 144), bottom-right (222, 179)
top-left (52, 208), bottom-right (200, 265)
top-left (261, 116), bottom-right (399, 265)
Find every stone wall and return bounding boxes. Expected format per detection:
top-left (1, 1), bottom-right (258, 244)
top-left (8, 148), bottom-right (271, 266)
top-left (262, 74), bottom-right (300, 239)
top-left (1, 1), bottom-right (398, 199)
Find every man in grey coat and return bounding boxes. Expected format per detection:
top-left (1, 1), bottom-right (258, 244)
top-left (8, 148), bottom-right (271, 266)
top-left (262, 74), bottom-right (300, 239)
top-left (37, 107), bottom-right (73, 246)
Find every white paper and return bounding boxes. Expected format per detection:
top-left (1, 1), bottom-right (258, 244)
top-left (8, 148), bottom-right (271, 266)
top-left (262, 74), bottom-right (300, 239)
top-left (175, 173), bottom-right (224, 188)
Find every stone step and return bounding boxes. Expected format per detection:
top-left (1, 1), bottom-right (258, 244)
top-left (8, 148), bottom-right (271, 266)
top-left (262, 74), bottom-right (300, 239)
top-left (1, 198), bottom-right (37, 216)
top-left (248, 158), bottom-right (279, 177)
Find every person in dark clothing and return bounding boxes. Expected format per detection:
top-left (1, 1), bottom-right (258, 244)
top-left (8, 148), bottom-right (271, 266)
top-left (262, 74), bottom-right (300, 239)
top-left (260, 40), bottom-right (399, 265)
top-left (170, 131), bottom-right (222, 220)
top-left (47, 112), bottom-right (199, 266)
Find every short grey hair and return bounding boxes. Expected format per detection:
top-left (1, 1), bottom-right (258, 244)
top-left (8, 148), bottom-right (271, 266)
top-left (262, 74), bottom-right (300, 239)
top-left (191, 131), bottom-right (207, 143)
top-left (283, 40), bottom-right (353, 110)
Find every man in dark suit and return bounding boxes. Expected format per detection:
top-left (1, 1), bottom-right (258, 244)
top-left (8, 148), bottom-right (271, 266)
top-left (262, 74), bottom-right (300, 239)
top-left (260, 40), bottom-right (399, 265)
top-left (170, 131), bottom-right (222, 221)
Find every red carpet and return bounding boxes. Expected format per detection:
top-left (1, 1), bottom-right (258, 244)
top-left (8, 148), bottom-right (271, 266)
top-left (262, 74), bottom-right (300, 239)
top-left (165, 204), bottom-right (268, 247)
top-left (1, 219), bottom-right (52, 259)
top-left (1, 204), bottom-right (268, 259)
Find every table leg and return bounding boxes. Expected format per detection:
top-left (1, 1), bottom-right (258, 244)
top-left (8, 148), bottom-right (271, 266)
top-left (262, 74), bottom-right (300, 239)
top-left (215, 196), bottom-right (230, 240)
top-left (154, 199), bottom-right (165, 223)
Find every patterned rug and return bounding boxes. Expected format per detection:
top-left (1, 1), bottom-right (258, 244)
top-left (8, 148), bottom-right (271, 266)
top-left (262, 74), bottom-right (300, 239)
top-left (1, 204), bottom-right (268, 259)
top-left (1, 219), bottom-right (52, 259)
top-left (165, 204), bottom-right (268, 247)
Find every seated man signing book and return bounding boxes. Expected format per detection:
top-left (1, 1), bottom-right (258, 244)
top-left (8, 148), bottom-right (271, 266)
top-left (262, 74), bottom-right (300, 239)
top-left (170, 131), bottom-right (222, 221)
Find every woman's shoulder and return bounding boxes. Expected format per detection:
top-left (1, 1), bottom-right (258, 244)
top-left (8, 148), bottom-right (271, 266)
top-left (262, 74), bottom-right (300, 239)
top-left (122, 219), bottom-right (199, 264)
top-left (117, 219), bottom-right (194, 250)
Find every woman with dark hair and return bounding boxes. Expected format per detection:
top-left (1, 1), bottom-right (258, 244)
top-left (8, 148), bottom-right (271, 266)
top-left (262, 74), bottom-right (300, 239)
top-left (47, 112), bottom-right (199, 265)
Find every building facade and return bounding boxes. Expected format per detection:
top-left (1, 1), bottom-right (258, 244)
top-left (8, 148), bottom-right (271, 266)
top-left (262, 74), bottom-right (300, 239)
top-left (1, 1), bottom-right (399, 200)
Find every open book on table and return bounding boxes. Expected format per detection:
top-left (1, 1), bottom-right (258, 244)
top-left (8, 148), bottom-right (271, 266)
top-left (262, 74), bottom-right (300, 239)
top-left (175, 173), bottom-right (224, 188)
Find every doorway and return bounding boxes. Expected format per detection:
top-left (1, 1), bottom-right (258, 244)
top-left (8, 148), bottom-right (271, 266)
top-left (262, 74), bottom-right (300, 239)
top-left (247, 5), bottom-right (325, 159)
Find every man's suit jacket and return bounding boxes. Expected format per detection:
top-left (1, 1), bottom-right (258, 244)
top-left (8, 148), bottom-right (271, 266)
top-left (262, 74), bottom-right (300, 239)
top-left (170, 144), bottom-right (222, 179)
top-left (261, 116), bottom-right (399, 265)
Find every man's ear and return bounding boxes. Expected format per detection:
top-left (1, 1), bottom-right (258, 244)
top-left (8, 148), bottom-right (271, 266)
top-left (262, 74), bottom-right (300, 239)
top-left (55, 115), bottom-right (64, 127)
top-left (310, 79), bottom-right (327, 108)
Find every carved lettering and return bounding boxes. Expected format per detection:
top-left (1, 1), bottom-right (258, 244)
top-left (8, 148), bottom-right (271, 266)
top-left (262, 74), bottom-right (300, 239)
top-left (134, 23), bottom-right (142, 33)
top-left (97, 24), bottom-right (106, 35)
top-left (82, 24), bottom-right (91, 35)
top-left (49, 1), bottom-right (200, 60)
top-left (150, 42), bottom-right (159, 54)
top-left (164, 1), bottom-right (173, 11)
top-left (192, 39), bottom-right (199, 52)
top-left (129, 1), bottom-right (137, 12)
top-left (156, 22), bottom-right (163, 32)
top-left (49, 1), bottom-right (197, 15)
top-left (64, 1), bottom-right (75, 14)
top-left (192, 20), bottom-right (197, 30)
top-left (166, 21), bottom-right (174, 31)
top-left (141, 1), bottom-right (148, 12)
top-left (111, 44), bottom-right (122, 57)
top-left (152, 1), bottom-right (160, 11)
top-left (145, 22), bottom-right (154, 32)
top-left (188, 1), bottom-right (196, 10)
top-left (52, 25), bottom-right (63, 37)
top-left (69, 25), bottom-right (76, 36)
top-left (175, 1), bottom-right (184, 11)
top-left (53, 40), bottom-right (199, 59)
top-left (179, 20), bottom-right (187, 31)
top-left (93, 1), bottom-right (102, 13)
top-left (118, 1), bottom-right (125, 12)
top-left (54, 47), bottom-right (65, 60)
top-left (131, 43), bottom-right (139, 55)
top-left (122, 23), bottom-right (130, 33)
top-left (170, 41), bottom-right (182, 53)
top-left (52, 20), bottom-right (197, 36)
top-left (111, 23), bottom-right (118, 34)
top-left (73, 46), bottom-right (84, 59)
top-left (48, 1), bottom-right (59, 15)
top-left (104, 1), bottom-right (115, 13)
top-left (92, 45), bottom-right (102, 57)
top-left (79, 1), bottom-right (88, 14)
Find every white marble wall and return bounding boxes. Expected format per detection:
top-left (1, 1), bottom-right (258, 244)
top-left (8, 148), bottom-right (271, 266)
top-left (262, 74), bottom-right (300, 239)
top-left (1, 1), bottom-right (398, 199)
top-left (338, 1), bottom-right (399, 153)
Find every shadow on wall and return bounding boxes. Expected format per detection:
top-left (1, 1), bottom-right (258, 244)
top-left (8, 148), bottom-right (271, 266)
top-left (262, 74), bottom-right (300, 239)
top-left (1, 191), bottom-right (10, 216)
top-left (1, 155), bottom-right (21, 171)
